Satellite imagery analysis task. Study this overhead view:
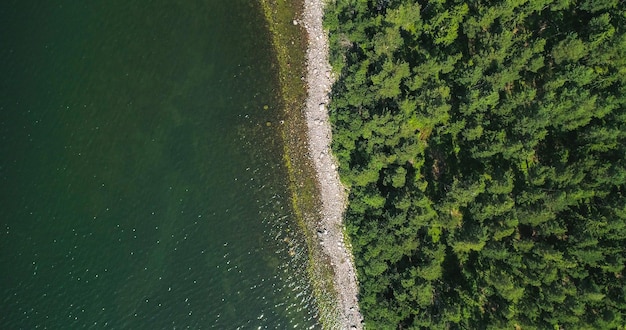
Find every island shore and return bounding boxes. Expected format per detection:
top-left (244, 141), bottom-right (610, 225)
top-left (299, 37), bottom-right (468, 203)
top-left (300, 0), bottom-right (364, 328)
top-left (258, 0), bottom-right (364, 327)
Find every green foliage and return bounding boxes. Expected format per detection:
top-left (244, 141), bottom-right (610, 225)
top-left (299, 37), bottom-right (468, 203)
top-left (551, 35), bottom-right (588, 64)
top-left (326, 0), bottom-right (626, 328)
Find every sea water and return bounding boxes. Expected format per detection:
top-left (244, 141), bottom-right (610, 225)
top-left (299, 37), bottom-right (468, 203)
top-left (0, 1), bottom-right (319, 328)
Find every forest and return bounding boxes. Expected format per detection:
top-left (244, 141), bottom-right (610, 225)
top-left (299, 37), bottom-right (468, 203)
top-left (324, 0), bottom-right (626, 328)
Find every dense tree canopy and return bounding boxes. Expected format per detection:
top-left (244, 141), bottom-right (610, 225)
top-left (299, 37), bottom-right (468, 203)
top-left (325, 0), bottom-right (626, 328)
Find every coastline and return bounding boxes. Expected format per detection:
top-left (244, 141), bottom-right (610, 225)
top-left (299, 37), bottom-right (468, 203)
top-left (300, 0), bottom-right (364, 328)
top-left (258, 0), bottom-right (363, 328)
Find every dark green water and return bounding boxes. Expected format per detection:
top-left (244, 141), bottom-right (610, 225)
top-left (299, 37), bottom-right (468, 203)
top-left (0, 1), bottom-right (319, 328)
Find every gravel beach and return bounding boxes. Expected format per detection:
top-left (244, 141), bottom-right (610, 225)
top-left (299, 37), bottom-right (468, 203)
top-left (300, 0), bottom-right (364, 328)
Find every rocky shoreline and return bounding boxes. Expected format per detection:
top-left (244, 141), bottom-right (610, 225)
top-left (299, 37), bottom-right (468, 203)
top-left (299, 0), bottom-right (364, 328)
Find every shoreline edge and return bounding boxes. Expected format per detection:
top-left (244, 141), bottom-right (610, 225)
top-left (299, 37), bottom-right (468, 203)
top-left (258, 0), bottom-right (364, 328)
top-left (301, 0), bottom-right (364, 328)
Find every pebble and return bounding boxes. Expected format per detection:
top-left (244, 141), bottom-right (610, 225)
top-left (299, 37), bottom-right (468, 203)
top-left (302, 0), bottom-right (363, 328)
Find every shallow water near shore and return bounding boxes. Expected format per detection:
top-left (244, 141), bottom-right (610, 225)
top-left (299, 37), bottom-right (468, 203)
top-left (0, 1), bottom-right (319, 328)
